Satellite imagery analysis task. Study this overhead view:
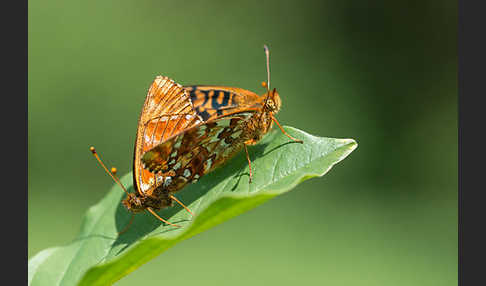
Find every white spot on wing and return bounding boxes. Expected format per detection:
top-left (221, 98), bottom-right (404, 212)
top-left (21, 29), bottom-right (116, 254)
top-left (141, 177), bottom-right (155, 193)
top-left (141, 183), bottom-right (150, 193)
top-left (144, 134), bottom-right (151, 142)
top-left (163, 176), bottom-right (172, 187)
top-left (184, 169), bottom-right (191, 178)
top-left (173, 140), bottom-right (182, 149)
top-left (205, 158), bottom-right (213, 172)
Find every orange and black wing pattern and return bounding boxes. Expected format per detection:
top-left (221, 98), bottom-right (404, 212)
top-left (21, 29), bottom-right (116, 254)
top-left (185, 85), bottom-right (264, 121)
top-left (133, 76), bottom-right (203, 196)
top-left (140, 85), bottom-right (266, 194)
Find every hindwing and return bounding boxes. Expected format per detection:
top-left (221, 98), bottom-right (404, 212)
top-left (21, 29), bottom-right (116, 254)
top-left (134, 76), bottom-right (202, 196)
top-left (141, 112), bottom-right (254, 194)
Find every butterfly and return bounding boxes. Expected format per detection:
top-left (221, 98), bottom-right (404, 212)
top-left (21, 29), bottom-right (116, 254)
top-left (91, 45), bottom-right (303, 231)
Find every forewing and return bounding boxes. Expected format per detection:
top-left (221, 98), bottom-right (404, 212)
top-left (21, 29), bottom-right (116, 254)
top-left (185, 85), bottom-right (263, 121)
top-left (134, 76), bottom-right (202, 196)
top-left (141, 114), bottom-right (253, 194)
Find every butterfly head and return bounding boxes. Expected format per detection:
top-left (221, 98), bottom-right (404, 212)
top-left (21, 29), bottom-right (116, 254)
top-left (122, 193), bottom-right (145, 213)
top-left (262, 88), bottom-right (281, 114)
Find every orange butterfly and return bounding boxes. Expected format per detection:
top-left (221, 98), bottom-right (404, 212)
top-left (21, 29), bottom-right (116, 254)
top-left (91, 45), bottom-right (302, 231)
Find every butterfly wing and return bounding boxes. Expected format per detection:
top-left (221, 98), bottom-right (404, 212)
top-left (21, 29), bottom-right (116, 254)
top-left (134, 76), bottom-right (203, 196)
top-left (185, 85), bottom-right (264, 121)
top-left (141, 114), bottom-right (254, 194)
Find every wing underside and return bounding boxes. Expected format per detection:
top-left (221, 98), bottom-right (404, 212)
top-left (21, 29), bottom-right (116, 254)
top-left (134, 77), bottom-right (202, 196)
top-left (135, 81), bottom-right (264, 197)
top-left (141, 112), bottom-right (254, 196)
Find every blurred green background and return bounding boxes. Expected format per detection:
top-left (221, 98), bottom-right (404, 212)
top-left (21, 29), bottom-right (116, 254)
top-left (28, 0), bottom-right (457, 285)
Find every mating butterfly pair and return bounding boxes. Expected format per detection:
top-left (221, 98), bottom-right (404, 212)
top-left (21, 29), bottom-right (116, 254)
top-left (91, 45), bottom-right (302, 230)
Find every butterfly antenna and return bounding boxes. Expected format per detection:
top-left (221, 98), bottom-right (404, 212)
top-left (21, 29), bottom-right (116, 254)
top-left (260, 44), bottom-right (272, 118)
top-left (90, 146), bottom-right (129, 196)
top-left (264, 44), bottom-right (271, 92)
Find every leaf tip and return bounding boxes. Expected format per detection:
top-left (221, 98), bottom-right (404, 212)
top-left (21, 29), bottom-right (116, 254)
top-left (336, 138), bottom-right (358, 149)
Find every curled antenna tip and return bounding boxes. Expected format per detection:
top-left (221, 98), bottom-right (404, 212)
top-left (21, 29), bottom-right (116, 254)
top-left (261, 81), bottom-right (267, 88)
top-left (90, 146), bottom-right (96, 154)
top-left (264, 44), bottom-right (269, 52)
top-left (111, 167), bottom-right (117, 174)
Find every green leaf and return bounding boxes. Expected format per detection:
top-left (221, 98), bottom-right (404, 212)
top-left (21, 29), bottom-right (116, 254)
top-left (28, 127), bottom-right (357, 286)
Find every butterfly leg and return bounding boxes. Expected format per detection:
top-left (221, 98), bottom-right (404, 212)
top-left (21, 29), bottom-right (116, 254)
top-left (271, 116), bottom-right (304, 144)
top-left (170, 195), bottom-right (193, 217)
top-left (146, 207), bottom-right (180, 227)
top-left (244, 144), bottom-right (253, 183)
